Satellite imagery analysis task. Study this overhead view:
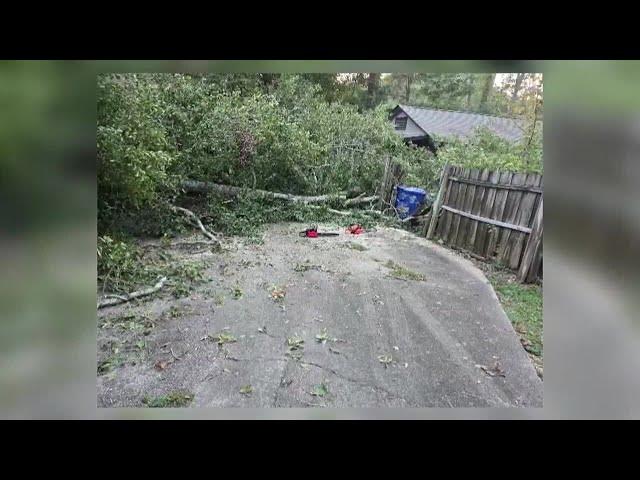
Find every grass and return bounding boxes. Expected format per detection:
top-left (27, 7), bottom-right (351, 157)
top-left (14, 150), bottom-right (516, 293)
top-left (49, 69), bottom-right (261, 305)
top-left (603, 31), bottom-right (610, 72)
top-left (286, 335), bottom-right (304, 350)
top-left (142, 390), bottom-right (194, 408)
top-left (98, 237), bottom-right (210, 296)
top-left (232, 285), bottom-right (243, 299)
top-left (97, 356), bottom-right (124, 375)
top-left (209, 332), bottom-right (237, 345)
top-left (344, 242), bottom-right (368, 251)
top-left (99, 312), bottom-right (154, 334)
top-left (488, 270), bottom-right (543, 359)
top-left (214, 294), bottom-right (225, 306)
top-left (384, 260), bottom-right (426, 281)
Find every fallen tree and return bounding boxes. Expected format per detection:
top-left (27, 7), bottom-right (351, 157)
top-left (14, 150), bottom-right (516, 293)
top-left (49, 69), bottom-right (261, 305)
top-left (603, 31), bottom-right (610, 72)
top-left (181, 180), bottom-right (378, 207)
top-left (344, 195), bottom-right (379, 207)
top-left (306, 205), bottom-right (389, 220)
top-left (98, 276), bottom-right (168, 309)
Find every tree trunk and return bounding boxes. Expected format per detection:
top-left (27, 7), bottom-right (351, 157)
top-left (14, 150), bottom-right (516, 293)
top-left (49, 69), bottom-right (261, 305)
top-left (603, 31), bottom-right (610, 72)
top-left (511, 73), bottom-right (526, 101)
top-left (367, 73), bottom-right (380, 109)
top-left (478, 74), bottom-right (496, 112)
top-left (405, 74), bottom-right (412, 103)
top-left (182, 179), bottom-right (380, 206)
top-left (525, 96), bottom-right (541, 160)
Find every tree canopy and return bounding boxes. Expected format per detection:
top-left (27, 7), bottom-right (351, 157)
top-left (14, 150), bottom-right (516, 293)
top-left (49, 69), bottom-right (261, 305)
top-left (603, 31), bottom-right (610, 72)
top-left (97, 72), bottom-right (542, 238)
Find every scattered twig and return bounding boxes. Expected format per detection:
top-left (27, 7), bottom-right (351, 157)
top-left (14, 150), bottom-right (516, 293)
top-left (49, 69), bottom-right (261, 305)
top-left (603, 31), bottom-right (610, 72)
top-left (98, 276), bottom-right (168, 309)
top-left (101, 293), bottom-right (129, 301)
top-left (170, 205), bottom-right (220, 245)
top-left (142, 240), bottom-right (218, 249)
top-left (476, 362), bottom-right (506, 378)
top-left (170, 347), bottom-right (184, 361)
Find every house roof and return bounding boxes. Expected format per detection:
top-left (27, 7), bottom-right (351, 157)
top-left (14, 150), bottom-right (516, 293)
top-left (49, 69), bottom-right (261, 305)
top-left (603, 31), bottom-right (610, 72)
top-left (393, 104), bottom-right (527, 142)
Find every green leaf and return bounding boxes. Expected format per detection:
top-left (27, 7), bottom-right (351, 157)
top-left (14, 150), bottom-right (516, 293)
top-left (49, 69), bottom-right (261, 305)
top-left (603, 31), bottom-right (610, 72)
top-left (311, 383), bottom-right (328, 397)
top-left (378, 354), bottom-right (393, 367)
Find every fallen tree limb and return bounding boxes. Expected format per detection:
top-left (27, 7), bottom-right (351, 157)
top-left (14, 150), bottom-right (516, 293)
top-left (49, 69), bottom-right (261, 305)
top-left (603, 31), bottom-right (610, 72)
top-left (343, 195), bottom-right (379, 207)
top-left (306, 205), bottom-right (388, 219)
top-left (170, 205), bottom-right (220, 245)
top-left (141, 240), bottom-right (218, 250)
top-left (98, 277), bottom-right (168, 309)
top-left (182, 180), bottom-right (347, 204)
top-left (183, 179), bottom-right (379, 208)
top-left (307, 205), bottom-right (352, 216)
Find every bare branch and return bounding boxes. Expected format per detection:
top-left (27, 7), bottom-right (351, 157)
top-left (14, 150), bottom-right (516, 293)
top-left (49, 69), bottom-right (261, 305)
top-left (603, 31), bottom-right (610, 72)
top-left (98, 276), bottom-right (168, 309)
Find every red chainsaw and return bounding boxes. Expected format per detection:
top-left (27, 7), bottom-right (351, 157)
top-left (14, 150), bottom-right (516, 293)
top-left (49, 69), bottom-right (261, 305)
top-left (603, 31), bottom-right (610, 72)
top-left (346, 223), bottom-right (365, 235)
top-left (299, 226), bottom-right (340, 238)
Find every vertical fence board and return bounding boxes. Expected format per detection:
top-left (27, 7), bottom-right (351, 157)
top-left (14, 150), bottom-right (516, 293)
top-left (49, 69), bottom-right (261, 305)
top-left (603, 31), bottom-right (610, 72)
top-left (467, 168), bottom-right (491, 253)
top-left (377, 156), bottom-right (391, 211)
top-left (449, 168), bottom-right (470, 246)
top-left (456, 169), bottom-right (480, 249)
top-left (474, 169), bottom-right (500, 256)
top-left (528, 239), bottom-right (543, 283)
top-left (426, 164), bottom-right (451, 239)
top-left (508, 174), bottom-right (542, 269)
top-left (517, 197), bottom-right (543, 282)
top-left (435, 166), bottom-right (455, 238)
top-left (497, 173), bottom-right (527, 262)
top-left (485, 171), bottom-right (513, 258)
top-left (443, 167), bottom-right (462, 243)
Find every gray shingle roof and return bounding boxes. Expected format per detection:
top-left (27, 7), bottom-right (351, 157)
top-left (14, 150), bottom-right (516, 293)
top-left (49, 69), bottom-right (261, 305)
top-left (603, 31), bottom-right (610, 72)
top-left (397, 104), bottom-right (527, 142)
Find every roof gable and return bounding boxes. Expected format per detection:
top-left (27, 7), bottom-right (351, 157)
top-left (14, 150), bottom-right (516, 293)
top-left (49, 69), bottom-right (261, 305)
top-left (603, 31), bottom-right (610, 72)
top-left (394, 104), bottom-right (528, 142)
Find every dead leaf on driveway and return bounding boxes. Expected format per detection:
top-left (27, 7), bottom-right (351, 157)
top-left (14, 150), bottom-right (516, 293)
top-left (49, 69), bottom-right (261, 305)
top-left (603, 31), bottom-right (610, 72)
top-left (154, 360), bottom-right (169, 371)
top-left (378, 354), bottom-right (393, 368)
top-left (476, 361), bottom-right (506, 378)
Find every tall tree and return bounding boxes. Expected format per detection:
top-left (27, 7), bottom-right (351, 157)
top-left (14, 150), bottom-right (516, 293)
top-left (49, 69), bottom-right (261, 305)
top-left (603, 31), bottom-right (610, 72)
top-left (511, 73), bottom-right (526, 101)
top-left (405, 74), bottom-right (414, 103)
top-left (366, 73), bottom-right (380, 109)
top-left (478, 74), bottom-right (496, 112)
top-left (417, 74), bottom-right (477, 111)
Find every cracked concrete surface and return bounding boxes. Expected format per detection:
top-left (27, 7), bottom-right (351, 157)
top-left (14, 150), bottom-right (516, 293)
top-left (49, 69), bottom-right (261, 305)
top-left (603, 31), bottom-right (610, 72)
top-left (97, 223), bottom-right (543, 408)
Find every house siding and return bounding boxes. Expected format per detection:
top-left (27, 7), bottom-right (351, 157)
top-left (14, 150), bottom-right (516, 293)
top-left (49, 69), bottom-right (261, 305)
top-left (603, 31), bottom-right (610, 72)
top-left (391, 112), bottom-right (426, 138)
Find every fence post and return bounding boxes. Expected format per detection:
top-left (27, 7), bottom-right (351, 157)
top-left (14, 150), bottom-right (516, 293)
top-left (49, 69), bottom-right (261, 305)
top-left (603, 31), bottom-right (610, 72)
top-left (517, 197), bottom-right (543, 283)
top-left (426, 163), bottom-right (451, 239)
top-left (378, 156), bottom-right (391, 211)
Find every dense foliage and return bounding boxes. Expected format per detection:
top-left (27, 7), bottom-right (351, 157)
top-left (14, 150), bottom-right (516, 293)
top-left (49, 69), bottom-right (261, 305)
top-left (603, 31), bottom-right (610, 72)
top-left (97, 73), bottom-right (542, 292)
top-left (97, 73), bottom-right (428, 235)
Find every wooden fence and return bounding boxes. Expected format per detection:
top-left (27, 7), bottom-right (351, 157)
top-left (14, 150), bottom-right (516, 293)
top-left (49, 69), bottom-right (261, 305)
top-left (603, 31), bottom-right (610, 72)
top-left (378, 156), bottom-right (406, 213)
top-left (426, 165), bottom-right (543, 283)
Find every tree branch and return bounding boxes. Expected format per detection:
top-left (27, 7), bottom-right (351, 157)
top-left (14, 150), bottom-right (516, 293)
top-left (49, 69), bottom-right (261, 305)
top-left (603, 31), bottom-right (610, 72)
top-left (170, 205), bottom-right (220, 245)
top-left (98, 276), bottom-right (168, 309)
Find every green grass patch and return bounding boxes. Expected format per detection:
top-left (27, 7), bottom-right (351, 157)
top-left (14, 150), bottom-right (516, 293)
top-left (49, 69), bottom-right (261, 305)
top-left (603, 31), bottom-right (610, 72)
top-left (344, 242), bottom-right (368, 251)
top-left (142, 391), bottom-right (193, 408)
top-left (384, 260), bottom-right (426, 281)
top-left (208, 332), bottom-right (237, 345)
top-left (488, 272), bottom-right (543, 358)
top-left (214, 294), bottom-right (225, 306)
top-left (232, 285), bottom-right (243, 299)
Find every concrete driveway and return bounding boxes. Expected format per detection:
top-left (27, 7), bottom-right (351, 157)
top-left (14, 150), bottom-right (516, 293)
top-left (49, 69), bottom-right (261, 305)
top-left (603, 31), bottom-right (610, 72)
top-left (97, 223), bottom-right (543, 408)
